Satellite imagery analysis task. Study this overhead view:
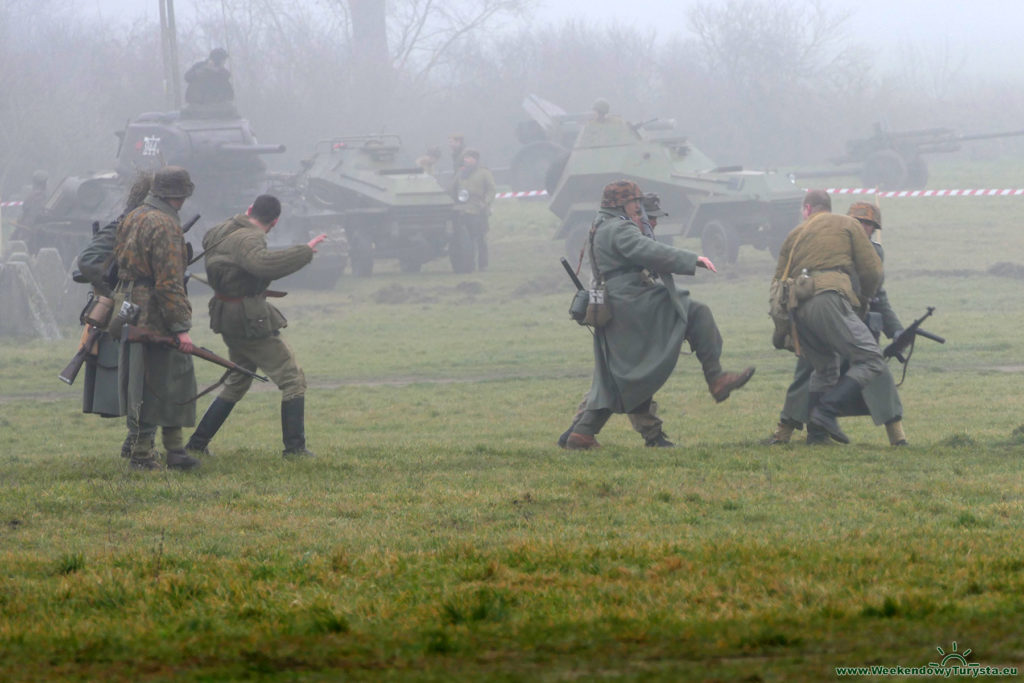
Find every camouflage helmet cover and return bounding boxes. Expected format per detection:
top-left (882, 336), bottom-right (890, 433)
top-left (601, 180), bottom-right (643, 209)
top-left (641, 192), bottom-right (667, 218)
top-left (847, 201), bottom-right (881, 229)
top-left (151, 166), bottom-right (194, 199)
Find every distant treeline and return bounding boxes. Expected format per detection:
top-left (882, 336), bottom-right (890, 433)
top-left (2, 0), bottom-right (1021, 196)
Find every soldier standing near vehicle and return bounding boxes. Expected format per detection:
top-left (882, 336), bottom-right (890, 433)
top-left (185, 195), bottom-right (326, 458)
top-left (416, 147), bottom-right (442, 177)
top-left (75, 174), bottom-right (153, 427)
top-left (766, 201), bottom-right (908, 445)
top-left (452, 149), bottom-right (496, 271)
top-left (114, 166), bottom-right (200, 470)
top-left (771, 190), bottom-right (886, 445)
top-left (448, 134), bottom-right (466, 173)
top-left (11, 171), bottom-right (48, 241)
top-left (562, 180), bottom-right (755, 450)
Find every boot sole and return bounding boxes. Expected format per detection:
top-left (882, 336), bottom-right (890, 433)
top-left (712, 368), bottom-right (756, 403)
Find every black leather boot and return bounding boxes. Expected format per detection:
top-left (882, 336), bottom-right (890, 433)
top-left (810, 377), bottom-right (861, 444)
top-left (805, 393), bottom-right (830, 445)
top-left (282, 396), bottom-right (315, 458)
top-left (186, 397), bottom-right (236, 456)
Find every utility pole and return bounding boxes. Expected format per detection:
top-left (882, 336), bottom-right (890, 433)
top-left (159, 0), bottom-right (182, 110)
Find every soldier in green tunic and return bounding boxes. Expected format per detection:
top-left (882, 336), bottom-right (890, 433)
top-left (771, 190), bottom-right (887, 445)
top-left (563, 180), bottom-right (755, 450)
top-left (185, 195), bottom-right (327, 458)
top-left (452, 149), bottom-right (496, 271)
top-left (114, 166), bottom-right (200, 470)
top-left (766, 200), bottom-right (908, 446)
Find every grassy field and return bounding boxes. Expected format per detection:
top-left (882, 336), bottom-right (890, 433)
top-left (2, 160), bottom-right (1023, 681)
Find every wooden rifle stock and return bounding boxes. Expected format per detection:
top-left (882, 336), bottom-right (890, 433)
top-left (58, 325), bottom-right (104, 385)
top-left (122, 325), bottom-right (269, 382)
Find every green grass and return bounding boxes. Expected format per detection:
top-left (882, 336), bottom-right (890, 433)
top-left (2, 159), bottom-right (1024, 680)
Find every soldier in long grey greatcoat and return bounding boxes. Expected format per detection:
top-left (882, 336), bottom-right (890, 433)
top-left (114, 166), bottom-right (200, 471)
top-left (185, 195), bottom-right (326, 458)
top-left (766, 201), bottom-right (908, 446)
top-left (562, 180), bottom-right (755, 450)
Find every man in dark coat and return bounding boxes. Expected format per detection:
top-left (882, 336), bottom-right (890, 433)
top-left (114, 166), bottom-right (200, 470)
top-left (766, 201), bottom-right (907, 445)
top-left (563, 180), bottom-right (755, 449)
top-left (185, 195), bottom-right (327, 458)
top-left (184, 48), bottom-right (234, 105)
top-left (771, 190), bottom-right (886, 445)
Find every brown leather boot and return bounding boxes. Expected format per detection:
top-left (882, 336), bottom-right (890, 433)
top-left (566, 433), bottom-right (600, 450)
top-left (709, 367), bottom-right (756, 403)
top-left (763, 419), bottom-right (797, 445)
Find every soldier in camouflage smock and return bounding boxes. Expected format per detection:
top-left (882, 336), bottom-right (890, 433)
top-left (186, 195), bottom-right (327, 458)
top-left (114, 166), bottom-right (200, 470)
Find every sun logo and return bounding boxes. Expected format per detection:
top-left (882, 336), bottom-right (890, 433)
top-left (929, 641), bottom-right (980, 668)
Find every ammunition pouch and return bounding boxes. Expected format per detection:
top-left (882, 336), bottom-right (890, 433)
top-left (569, 289), bottom-right (589, 324)
top-left (82, 294), bottom-right (114, 328)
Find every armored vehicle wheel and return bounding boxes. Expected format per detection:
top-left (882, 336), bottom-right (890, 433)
top-left (449, 225), bottom-right (475, 274)
top-left (399, 255), bottom-right (424, 273)
top-left (700, 220), bottom-right (739, 265)
top-left (348, 230), bottom-right (375, 277)
top-left (861, 150), bottom-right (907, 190)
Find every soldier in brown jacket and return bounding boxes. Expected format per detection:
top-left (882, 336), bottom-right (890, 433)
top-left (773, 189), bottom-right (886, 444)
top-left (186, 195), bottom-right (326, 458)
top-left (114, 166), bottom-right (199, 470)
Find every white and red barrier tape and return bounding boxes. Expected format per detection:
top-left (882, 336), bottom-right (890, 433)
top-left (496, 188), bottom-right (1024, 200)
top-left (0, 201), bottom-right (24, 207)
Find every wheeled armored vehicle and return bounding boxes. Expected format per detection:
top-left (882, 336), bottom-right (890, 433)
top-left (300, 135), bottom-right (469, 276)
top-left (548, 115), bottom-right (804, 266)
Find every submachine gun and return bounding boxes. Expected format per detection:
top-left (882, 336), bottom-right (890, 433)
top-left (883, 306), bottom-right (946, 385)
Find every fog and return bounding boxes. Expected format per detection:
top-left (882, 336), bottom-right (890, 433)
top-left (2, 0), bottom-right (1023, 197)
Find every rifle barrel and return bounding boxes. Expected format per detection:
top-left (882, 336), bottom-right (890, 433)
top-left (560, 257), bottom-right (585, 291)
top-left (915, 328), bottom-right (945, 345)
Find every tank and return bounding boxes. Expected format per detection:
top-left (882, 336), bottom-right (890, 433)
top-left (32, 107), bottom-right (346, 289)
top-left (547, 115), bottom-right (804, 266)
top-left (300, 135), bottom-right (466, 276)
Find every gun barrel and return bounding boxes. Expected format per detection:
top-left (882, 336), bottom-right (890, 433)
top-left (560, 257), bottom-right (585, 291)
top-left (915, 328), bottom-right (946, 344)
top-left (219, 143), bottom-right (286, 155)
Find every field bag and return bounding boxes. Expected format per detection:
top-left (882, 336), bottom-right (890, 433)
top-left (768, 227), bottom-right (810, 352)
top-left (569, 288), bottom-right (589, 324)
top-left (583, 224), bottom-right (612, 328)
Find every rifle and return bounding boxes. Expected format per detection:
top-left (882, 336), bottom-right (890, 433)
top-left (883, 306), bottom-right (946, 363)
top-left (58, 325), bottom-right (104, 385)
top-left (122, 325), bottom-right (269, 383)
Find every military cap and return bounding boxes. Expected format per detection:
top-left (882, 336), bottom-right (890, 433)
top-left (641, 192), bottom-right (667, 218)
top-left (151, 166), bottom-right (194, 199)
top-left (31, 170), bottom-right (48, 185)
top-left (210, 47), bottom-right (229, 63)
top-left (601, 180), bottom-right (643, 209)
top-left (462, 148), bottom-right (480, 160)
top-left (847, 201), bottom-right (882, 229)
top-left (592, 98), bottom-right (611, 116)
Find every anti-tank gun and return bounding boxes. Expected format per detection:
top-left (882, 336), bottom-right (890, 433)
top-left (799, 122), bottom-right (1024, 190)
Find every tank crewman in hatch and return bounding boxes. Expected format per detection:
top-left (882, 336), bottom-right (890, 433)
top-left (114, 166), bottom-right (200, 471)
top-left (766, 200), bottom-right (908, 446)
top-left (185, 195), bottom-right (327, 459)
top-left (770, 189), bottom-right (886, 446)
top-left (561, 180), bottom-right (755, 450)
top-left (184, 48), bottom-right (234, 106)
top-left (452, 148), bottom-right (496, 272)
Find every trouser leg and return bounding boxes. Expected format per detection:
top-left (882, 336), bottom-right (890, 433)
top-left (627, 398), bottom-right (664, 442)
top-left (161, 426), bottom-right (184, 451)
top-left (684, 300), bottom-right (723, 385)
top-left (573, 408), bottom-right (612, 437)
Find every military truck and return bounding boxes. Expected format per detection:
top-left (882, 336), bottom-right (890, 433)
top-left (548, 115), bottom-right (804, 266)
top-left (300, 135), bottom-right (468, 276)
top-left (32, 107), bottom-right (346, 289)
